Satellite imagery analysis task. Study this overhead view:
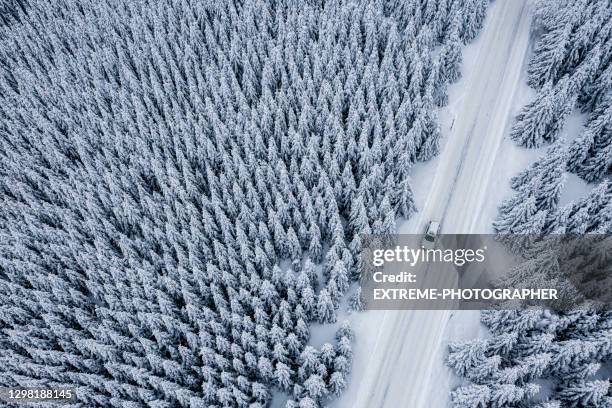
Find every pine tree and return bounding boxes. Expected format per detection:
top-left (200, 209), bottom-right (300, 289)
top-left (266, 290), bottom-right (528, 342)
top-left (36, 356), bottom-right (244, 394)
top-left (528, 24), bottom-right (573, 88)
top-left (510, 79), bottom-right (574, 148)
top-left (275, 362), bottom-right (293, 391)
top-left (316, 289), bottom-right (336, 324)
top-left (440, 14), bottom-right (463, 84)
top-left (328, 371), bottom-right (346, 396)
top-left (348, 287), bottom-right (364, 312)
top-left (570, 96), bottom-right (612, 182)
top-left (450, 384), bottom-right (490, 408)
top-left (510, 143), bottom-right (568, 213)
top-left (303, 374), bottom-right (326, 400)
top-left (557, 380), bottom-right (610, 407)
top-left (447, 340), bottom-right (489, 378)
top-left (493, 190), bottom-right (540, 235)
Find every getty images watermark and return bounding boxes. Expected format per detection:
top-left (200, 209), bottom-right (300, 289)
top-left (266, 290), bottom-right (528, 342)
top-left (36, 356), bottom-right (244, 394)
top-left (360, 234), bottom-right (612, 310)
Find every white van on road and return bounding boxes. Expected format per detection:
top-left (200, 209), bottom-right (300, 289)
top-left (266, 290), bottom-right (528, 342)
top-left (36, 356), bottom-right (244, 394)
top-left (422, 221), bottom-right (440, 248)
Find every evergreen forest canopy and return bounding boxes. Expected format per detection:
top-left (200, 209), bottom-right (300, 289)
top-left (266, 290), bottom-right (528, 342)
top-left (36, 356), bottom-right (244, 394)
top-left (450, 1), bottom-right (612, 407)
top-left (495, 0), bottom-right (612, 238)
top-left (0, 0), bottom-right (487, 406)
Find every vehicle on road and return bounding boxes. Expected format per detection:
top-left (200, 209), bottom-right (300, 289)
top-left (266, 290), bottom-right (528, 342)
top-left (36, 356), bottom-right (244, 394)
top-left (422, 221), bottom-right (440, 248)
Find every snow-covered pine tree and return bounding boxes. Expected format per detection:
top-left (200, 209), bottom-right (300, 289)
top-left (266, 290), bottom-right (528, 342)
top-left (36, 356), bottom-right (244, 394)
top-left (568, 95), bottom-right (612, 182)
top-left (510, 78), bottom-right (577, 148)
top-left (510, 143), bottom-right (568, 212)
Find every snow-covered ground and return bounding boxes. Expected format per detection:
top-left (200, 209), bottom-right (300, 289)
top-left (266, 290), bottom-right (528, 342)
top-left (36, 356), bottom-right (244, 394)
top-left (330, 1), bottom-right (536, 407)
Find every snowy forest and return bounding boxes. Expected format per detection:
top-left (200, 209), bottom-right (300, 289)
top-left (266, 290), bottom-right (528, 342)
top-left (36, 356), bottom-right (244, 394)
top-left (449, 309), bottom-right (612, 408)
top-left (451, 0), bottom-right (612, 407)
top-left (0, 0), bottom-right (489, 407)
top-left (494, 0), bottom-right (612, 237)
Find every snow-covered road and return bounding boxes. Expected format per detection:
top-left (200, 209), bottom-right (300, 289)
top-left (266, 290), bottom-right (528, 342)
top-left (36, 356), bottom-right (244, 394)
top-left (346, 1), bottom-right (534, 407)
